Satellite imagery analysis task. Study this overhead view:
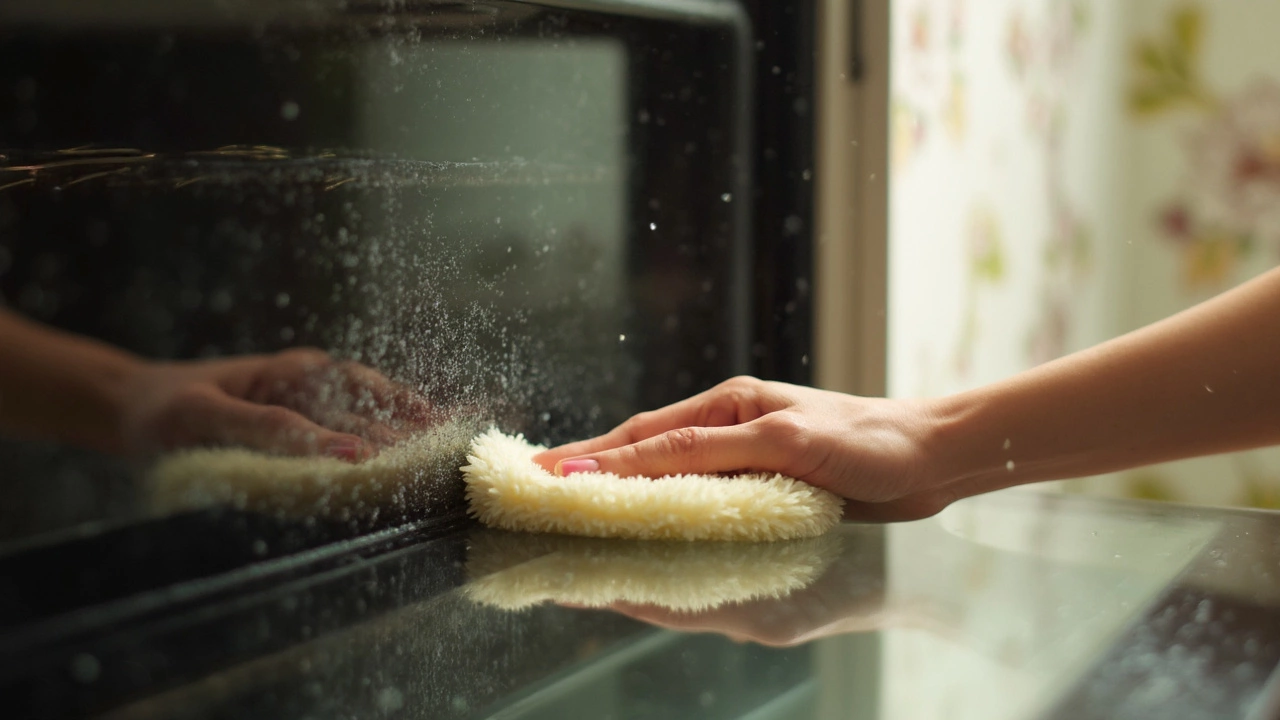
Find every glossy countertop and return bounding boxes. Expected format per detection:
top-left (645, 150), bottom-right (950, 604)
top-left (4, 490), bottom-right (1280, 719)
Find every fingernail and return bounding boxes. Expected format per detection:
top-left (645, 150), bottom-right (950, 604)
top-left (556, 458), bottom-right (600, 476)
top-left (324, 438), bottom-right (363, 461)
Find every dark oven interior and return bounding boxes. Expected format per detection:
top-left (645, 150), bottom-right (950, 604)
top-left (0, 1), bottom-right (817, 714)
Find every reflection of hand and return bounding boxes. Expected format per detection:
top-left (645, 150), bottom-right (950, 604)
top-left (605, 592), bottom-right (887, 648)
top-left (121, 348), bottom-right (431, 461)
top-left (599, 540), bottom-right (889, 647)
top-left (533, 377), bottom-right (949, 521)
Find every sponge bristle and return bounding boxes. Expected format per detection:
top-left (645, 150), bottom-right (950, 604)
top-left (461, 428), bottom-right (844, 542)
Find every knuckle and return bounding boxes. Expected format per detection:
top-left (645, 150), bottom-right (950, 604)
top-left (724, 375), bottom-right (759, 388)
top-left (154, 388), bottom-right (219, 447)
top-left (618, 413), bottom-right (651, 441)
top-left (256, 405), bottom-right (299, 431)
top-left (719, 375), bottom-right (761, 394)
top-left (173, 385), bottom-right (217, 411)
top-left (757, 412), bottom-right (813, 456)
top-left (662, 426), bottom-right (706, 457)
top-left (710, 376), bottom-right (771, 423)
top-left (758, 411), bottom-right (806, 438)
top-left (278, 347), bottom-right (331, 368)
top-left (335, 359), bottom-right (363, 375)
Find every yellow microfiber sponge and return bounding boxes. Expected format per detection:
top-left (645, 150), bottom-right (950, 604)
top-left (460, 428), bottom-right (844, 542)
top-left (463, 529), bottom-right (841, 612)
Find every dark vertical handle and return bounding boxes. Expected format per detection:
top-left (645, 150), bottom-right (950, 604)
top-left (849, 0), bottom-right (865, 81)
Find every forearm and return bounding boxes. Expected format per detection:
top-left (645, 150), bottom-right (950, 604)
top-left (930, 266), bottom-right (1280, 495)
top-left (0, 309), bottom-right (146, 453)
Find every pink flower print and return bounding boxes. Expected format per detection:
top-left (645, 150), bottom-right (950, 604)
top-left (892, 100), bottom-right (929, 171)
top-left (1186, 79), bottom-right (1280, 248)
top-left (1182, 231), bottom-right (1242, 289)
top-left (1028, 294), bottom-right (1069, 366)
top-left (948, 0), bottom-right (966, 50)
top-left (1159, 202), bottom-right (1193, 242)
top-left (910, 5), bottom-right (931, 54)
top-left (1006, 11), bottom-right (1032, 79)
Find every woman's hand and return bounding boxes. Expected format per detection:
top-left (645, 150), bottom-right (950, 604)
top-left (603, 592), bottom-right (890, 648)
top-left (119, 348), bottom-right (432, 461)
top-left (533, 377), bottom-right (955, 521)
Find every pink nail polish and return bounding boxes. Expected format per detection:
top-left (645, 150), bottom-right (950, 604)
top-left (557, 458), bottom-right (600, 475)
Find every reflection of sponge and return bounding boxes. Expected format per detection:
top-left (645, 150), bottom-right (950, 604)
top-left (461, 429), bottom-right (844, 542)
top-left (464, 530), bottom-right (840, 612)
top-left (148, 420), bottom-right (477, 519)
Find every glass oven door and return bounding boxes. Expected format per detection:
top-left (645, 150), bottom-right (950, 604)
top-left (0, 1), bottom-right (763, 715)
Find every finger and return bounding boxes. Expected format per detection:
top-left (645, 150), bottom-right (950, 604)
top-left (319, 411), bottom-right (408, 448)
top-left (553, 422), bottom-right (780, 479)
top-left (533, 379), bottom-right (768, 471)
top-left (333, 362), bottom-right (434, 421)
top-left (238, 349), bottom-right (332, 405)
top-left (188, 391), bottom-right (371, 461)
top-left (264, 356), bottom-right (431, 433)
top-left (534, 401), bottom-right (712, 470)
top-left (383, 390), bottom-right (435, 426)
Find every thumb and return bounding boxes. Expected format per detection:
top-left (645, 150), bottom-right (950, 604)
top-left (554, 424), bottom-right (775, 479)
top-left (191, 392), bottom-right (370, 461)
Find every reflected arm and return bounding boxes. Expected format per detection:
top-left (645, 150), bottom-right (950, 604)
top-left (0, 307), bottom-right (143, 453)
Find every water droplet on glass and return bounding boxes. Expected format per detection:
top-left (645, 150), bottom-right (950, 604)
top-left (1195, 599), bottom-right (1212, 623)
top-left (377, 687), bottom-right (405, 712)
top-left (69, 654), bottom-right (100, 684)
top-left (210, 288), bottom-right (233, 313)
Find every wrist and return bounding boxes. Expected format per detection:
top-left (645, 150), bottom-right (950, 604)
top-left (918, 389), bottom-right (1011, 494)
top-left (93, 354), bottom-right (152, 453)
top-left (0, 310), bottom-right (151, 454)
